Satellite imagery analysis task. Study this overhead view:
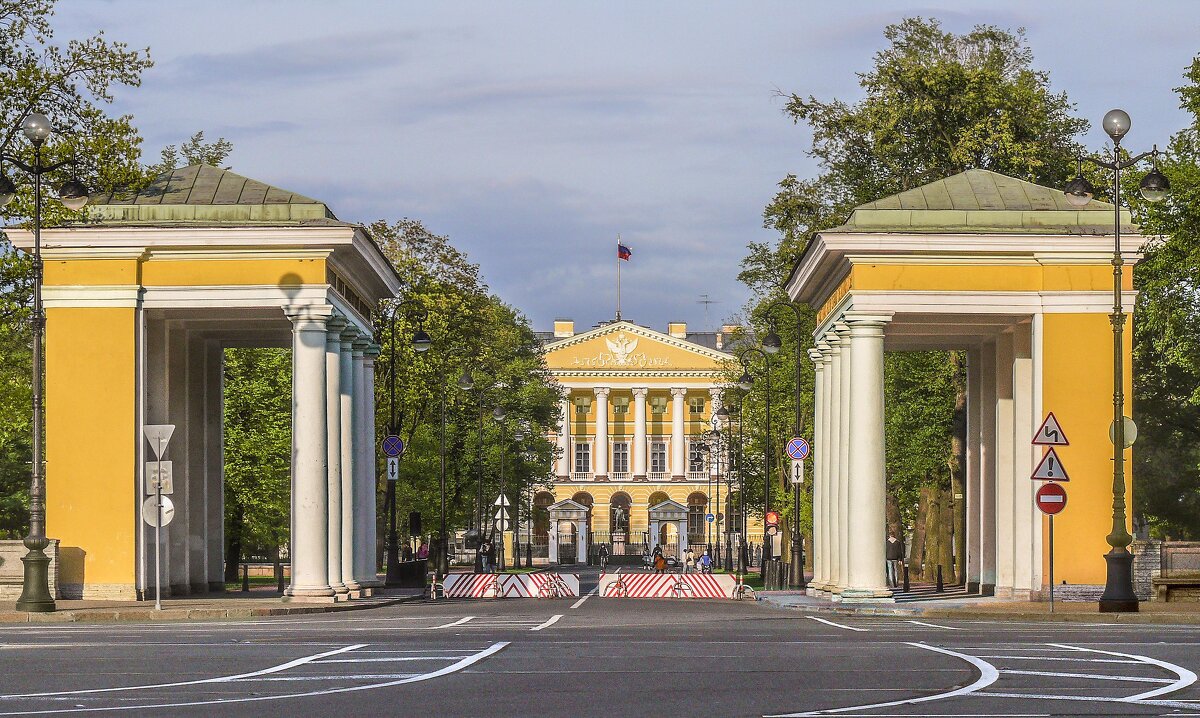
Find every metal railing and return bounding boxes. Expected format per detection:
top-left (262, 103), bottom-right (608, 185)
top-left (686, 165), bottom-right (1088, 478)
top-left (572, 472), bottom-right (591, 481)
top-left (647, 472), bottom-right (668, 481)
top-left (686, 471), bottom-right (706, 481)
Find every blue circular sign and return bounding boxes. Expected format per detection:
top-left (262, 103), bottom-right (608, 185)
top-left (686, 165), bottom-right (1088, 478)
top-left (786, 437), bottom-right (811, 461)
top-left (382, 435), bottom-right (405, 458)
top-left (705, 513), bottom-right (715, 523)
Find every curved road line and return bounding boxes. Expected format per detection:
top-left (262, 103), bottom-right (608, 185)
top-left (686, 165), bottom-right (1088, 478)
top-left (0, 644), bottom-right (366, 699)
top-left (1047, 643), bottom-right (1197, 702)
top-left (0, 642), bottom-right (509, 716)
top-left (766, 642), bottom-right (998, 717)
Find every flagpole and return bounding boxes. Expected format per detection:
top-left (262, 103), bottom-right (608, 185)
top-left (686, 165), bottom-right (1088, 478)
top-left (616, 234), bottom-right (622, 321)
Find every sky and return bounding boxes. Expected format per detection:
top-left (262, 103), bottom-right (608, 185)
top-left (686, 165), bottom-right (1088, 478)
top-left (55, 1), bottom-right (1200, 333)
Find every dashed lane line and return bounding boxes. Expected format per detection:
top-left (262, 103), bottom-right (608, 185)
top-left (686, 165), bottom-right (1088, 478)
top-left (531, 614), bottom-right (563, 631)
top-left (805, 616), bottom-right (868, 632)
top-left (906, 620), bottom-right (961, 630)
top-left (766, 642), bottom-right (999, 716)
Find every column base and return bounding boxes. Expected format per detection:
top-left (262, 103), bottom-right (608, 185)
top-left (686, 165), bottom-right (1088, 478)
top-left (282, 593), bottom-right (339, 604)
top-left (835, 587), bottom-right (894, 603)
top-left (981, 582), bottom-right (995, 597)
top-left (283, 585), bottom-right (337, 602)
top-left (967, 581), bottom-right (980, 593)
top-left (207, 581), bottom-right (226, 593)
top-left (332, 582), bottom-right (349, 596)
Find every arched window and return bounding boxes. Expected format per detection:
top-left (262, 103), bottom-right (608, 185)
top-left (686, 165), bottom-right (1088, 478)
top-left (687, 492), bottom-right (708, 544)
top-left (572, 492), bottom-right (594, 528)
top-left (609, 492), bottom-right (632, 537)
top-left (647, 490), bottom-right (670, 508)
top-left (533, 491), bottom-right (555, 544)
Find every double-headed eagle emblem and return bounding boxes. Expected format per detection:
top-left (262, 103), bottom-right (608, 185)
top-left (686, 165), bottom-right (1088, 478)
top-left (605, 332), bottom-right (639, 366)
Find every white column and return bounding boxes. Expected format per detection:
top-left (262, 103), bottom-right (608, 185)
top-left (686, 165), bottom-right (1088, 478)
top-left (670, 388), bottom-right (687, 479)
top-left (842, 314), bottom-right (892, 601)
top-left (338, 326), bottom-right (359, 591)
top-left (362, 343), bottom-right (382, 588)
top-left (965, 347), bottom-right (982, 592)
top-left (808, 347), bottom-right (827, 593)
top-left (576, 520), bottom-right (587, 563)
top-left (325, 315), bottom-right (348, 596)
top-left (834, 324), bottom-right (851, 594)
top-left (994, 333), bottom-right (1015, 597)
top-left (204, 341), bottom-right (225, 592)
top-left (351, 338), bottom-right (374, 589)
top-left (548, 519), bottom-right (559, 563)
top-left (593, 387), bottom-right (610, 479)
top-left (632, 388), bottom-right (648, 479)
top-left (1011, 325), bottom-right (1034, 597)
top-left (285, 305), bottom-right (334, 599)
top-left (979, 340), bottom-right (998, 594)
top-left (557, 396), bottom-right (571, 478)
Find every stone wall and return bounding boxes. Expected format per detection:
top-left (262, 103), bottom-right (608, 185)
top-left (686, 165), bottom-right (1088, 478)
top-left (0, 540), bottom-right (60, 600)
top-left (1133, 538), bottom-right (1162, 601)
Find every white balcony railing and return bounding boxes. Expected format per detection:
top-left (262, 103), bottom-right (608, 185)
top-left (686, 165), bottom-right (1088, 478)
top-left (572, 472), bottom-right (592, 481)
top-left (647, 472), bottom-right (668, 481)
top-left (610, 472), bottom-right (631, 481)
top-left (686, 471), bottom-right (707, 481)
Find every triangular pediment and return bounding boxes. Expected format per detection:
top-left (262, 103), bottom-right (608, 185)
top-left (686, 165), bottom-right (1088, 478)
top-left (543, 321), bottom-right (732, 374)
top-left (648, 499), bottom-right (688, 519)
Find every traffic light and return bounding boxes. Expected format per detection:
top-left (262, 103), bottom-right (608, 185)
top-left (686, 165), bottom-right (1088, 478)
top-left (764, 510), bottom-right (780, 528)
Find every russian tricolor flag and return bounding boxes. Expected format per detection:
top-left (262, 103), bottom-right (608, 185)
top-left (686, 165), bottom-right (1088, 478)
top-left (617, 243), bottom-right (632, 261)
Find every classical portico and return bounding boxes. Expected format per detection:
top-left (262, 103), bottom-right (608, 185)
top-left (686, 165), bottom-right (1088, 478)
top-left (793, 170), bottom-right (1143, 602)
top-left (8, 165), bottom-right (400, 600)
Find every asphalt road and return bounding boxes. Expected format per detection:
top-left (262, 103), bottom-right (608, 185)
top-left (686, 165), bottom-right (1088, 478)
top-left (1, 586), bottom-right (1198, 717)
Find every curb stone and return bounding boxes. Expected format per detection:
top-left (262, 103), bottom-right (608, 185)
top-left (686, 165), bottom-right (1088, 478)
top-left (0, 594), bottom-right (421, 624)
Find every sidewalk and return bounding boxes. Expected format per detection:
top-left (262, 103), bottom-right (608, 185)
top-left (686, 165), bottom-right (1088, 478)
top-left (759, 590), bottom-right (1200, 624)
top-left (0, 587), bottom-right (424, 624)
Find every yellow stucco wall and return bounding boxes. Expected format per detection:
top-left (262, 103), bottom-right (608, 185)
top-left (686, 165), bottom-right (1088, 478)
top-left (45, 307), bottom-right (138, 596)
top-left (848, 263), bottom-right (1133, 294)
top-left (140, 258), bottom-right (325, 286)
top-left (1040, 312), bottom-right (1133, 587)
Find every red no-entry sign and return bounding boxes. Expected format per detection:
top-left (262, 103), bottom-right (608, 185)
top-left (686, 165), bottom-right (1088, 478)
top-left (1036, 482), bottom-right (1067, 515)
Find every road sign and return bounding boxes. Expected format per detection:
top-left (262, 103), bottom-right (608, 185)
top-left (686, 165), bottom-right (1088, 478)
top-left (786, 437), bottom-right (811, 461)
top-left (494, 494), bottom-right (510, 507)
top-left (765, 525), bottom-right (779, 537)
top-left (1036, 482), bottom-right (1067, 515)
top-left (791, 459), bottom-right (805, 484)
top-left (706, 513), bottom-right (715, 523)
top-left (381, 435), bottom-right (405, 457)
top-left (143, 424), bottom-right (175, 460)
top-left (1032, 412), bottom-right (1068, 446)
top-left (386, 457), bottom-right (399, 482)
top-left (141, 495), bottom-right (175, 527)
top-left (146, 461), bottom-right (173, 495)
top-left (494, 507), bottom-right (509, 520)
top-left (1109, 416), bottom-right (1138, 448)
top-left (1031, 447), bottom-right (1070, 481)
top-left (765, 510), bottom-right (780, 526)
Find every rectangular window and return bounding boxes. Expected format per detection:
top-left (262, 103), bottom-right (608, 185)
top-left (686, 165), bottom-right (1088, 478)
top-left (611, 442), bottom-right (629, 473)
top-left (612, 397), bottom-right (629, 415)
top-left (574, 396), bottom-right (591, 415)
top-left (688, 441), bottom-right (706, 472)
top-left (574, 443), bottom-right (591, 473)
top-left (650, 442), bottom-right (667, 473)
top-left (688, 397), bottom-right (705, 415)
top-left (650, 397), bottom-right (668, 415)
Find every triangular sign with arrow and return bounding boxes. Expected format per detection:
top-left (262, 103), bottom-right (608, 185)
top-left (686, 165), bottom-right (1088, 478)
top-left (1031, 448), bottom-right (1069, 482)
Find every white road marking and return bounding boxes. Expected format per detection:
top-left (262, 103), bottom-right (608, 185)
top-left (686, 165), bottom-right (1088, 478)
top-left (906, 620), bottom-right (961, 630)
top-left (767, 643), bottom-right (999, 717)
top-left (0, 642), bottom-right (509, 715)
top-left (430, 616), bottom-right (474, 629)
top-left (531, 614), bottom-right (563, 631)
top-left (0, 644), bottom-right (366, 699)
top-left (805, 616), bottom-right (868, 632)
top-left (975, 654), bottom-right (1142, 664)
top-left (1048, 642), bottom-right (1198, 701)
top-left (1002, 669), bottom-right (1173, 683)
top-left (572, 588), bottom-right (598, 608)
top-left (315, 656), bottom-right (471, 663)
top-left (235, 674), bottom-right (422, 682)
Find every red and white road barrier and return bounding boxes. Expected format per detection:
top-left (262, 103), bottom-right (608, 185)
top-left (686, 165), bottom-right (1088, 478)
top-left (598, 572), bottom-right (738, 599)
top-left (442, 573), bottom-right (580, 598)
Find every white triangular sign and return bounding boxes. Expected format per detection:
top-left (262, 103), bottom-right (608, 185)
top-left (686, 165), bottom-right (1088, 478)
top-left (1031, 448), bottom-right (1069, 481)
top-left (494, 495), bottom-right (510, 507)
top-left (1032, 412), bottom-right (1068, 446)
top-left (143, 424), bottom-right (176, 460)
top-left (494, 508), bottom-right (509, 520)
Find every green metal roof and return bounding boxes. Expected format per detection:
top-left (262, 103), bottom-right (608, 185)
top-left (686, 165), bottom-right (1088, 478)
top-left (85, 165), bottom-right (342, 225)
top-left (831, 169), bottom-right (1134, 235)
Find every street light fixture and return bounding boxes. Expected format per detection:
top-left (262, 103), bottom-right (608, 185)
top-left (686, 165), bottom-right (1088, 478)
top-left (1063, 108), bottom-right (1169, 613)
top-left (763, 302), bottom-right (809, 590)
top-left (737, 346), bottom-right (774, 580)
top-left (1, 111), bottom-right (91, 613)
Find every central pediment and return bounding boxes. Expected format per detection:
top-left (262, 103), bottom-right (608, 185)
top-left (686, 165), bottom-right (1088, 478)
top-left (543, 321), bottom-right (733, 374)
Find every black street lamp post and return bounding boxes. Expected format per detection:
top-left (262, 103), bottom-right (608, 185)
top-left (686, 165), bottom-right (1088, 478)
top-left (737, 347), bottom-right (773, 579)
top-left (383, 302), bottom-right (430, 586)
top-left (1063, 109), bottom-right (1169, 613)
top-left (762, 301), bottom-right (809, 590)
top-left (1, 112), bottom-right (91, 613)
top-left (457, 368), bottom-right (498, 573)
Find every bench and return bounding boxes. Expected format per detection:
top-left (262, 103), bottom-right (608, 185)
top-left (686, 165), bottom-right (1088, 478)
top-left (1153, 575), bottom-right (1200, 602)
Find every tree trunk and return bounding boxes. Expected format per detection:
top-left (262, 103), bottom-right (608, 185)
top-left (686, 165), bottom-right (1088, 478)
top-left (923, 486), bottom-right (944, 582)
top-left (938, 481), bottom-right (957, 585)
top-left (909, 484), bottom-right (931, 576)
top-left (224, 501), bottom-right (244, 583)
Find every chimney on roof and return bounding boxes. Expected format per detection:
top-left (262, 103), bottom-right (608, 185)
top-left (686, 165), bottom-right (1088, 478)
top-left (554, 319), bottom-right (574, 338)
top-left (716, 324), bottom-right (740, 350)
top-left (667, 321), bottom-right (686, 339)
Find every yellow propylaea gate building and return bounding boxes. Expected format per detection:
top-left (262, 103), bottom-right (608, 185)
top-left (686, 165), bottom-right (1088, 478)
top-left (534, 319), bottom-right (762, 563)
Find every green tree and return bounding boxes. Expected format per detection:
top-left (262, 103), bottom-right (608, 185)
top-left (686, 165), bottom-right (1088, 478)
top-left (742, 17), bottom-right (1088, 557)
top-left (1130, 55), bottom-right (1200, 539)
top-left (0, 0), bottom-right (151, 536)
top-left (145, 131), bottom-right (233, 176)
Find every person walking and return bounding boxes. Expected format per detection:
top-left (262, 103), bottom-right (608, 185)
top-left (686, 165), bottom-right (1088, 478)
top-left (598, 544), bottom-right (610, 571)
top-left (653, 552), bottom-right (667, 575)
top-left (885, 533), bottom-right (905, 588)
top-left (479, 538), bottom-right (493, 574)
top-left (684, 548), bottom-right (695, 574)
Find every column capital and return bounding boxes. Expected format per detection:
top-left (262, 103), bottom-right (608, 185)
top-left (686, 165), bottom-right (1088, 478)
top-left (364, 343), bottom-right (382, 359)
top-left (631, 387), bottom-right (649, 398)
top-left (670, 387), bottom-right (688, 398)
top-left (808, 348), bottom-right (825, 365)
top-left (339, 324), bottom-right (360, 347)
top-left (823, 330), bottom-right (841, 347)
top-left (593, 386), bottom-right (610, 399)
top-left (352, 337), bottom-right (371, 354)
top-left (326, 313), bottom-right (348, 334)
top-left (285, 304), bottom-right (334, 329)
top-left (843, 311), bottom-right (894, 330)
top-left (833, 320), bottom-right (851, 336)
top-left (708, 387), bottom-right (722, 399)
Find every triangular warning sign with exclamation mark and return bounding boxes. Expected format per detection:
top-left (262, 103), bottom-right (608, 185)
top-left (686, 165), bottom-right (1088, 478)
top-left (1031, 447), bottom-right (1069, 481)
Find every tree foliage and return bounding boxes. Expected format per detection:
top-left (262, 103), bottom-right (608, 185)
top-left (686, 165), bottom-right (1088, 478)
top-left (145, 131), bottom-right (233, 176)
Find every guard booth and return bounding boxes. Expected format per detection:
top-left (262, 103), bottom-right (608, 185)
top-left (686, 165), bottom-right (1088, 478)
top-left (6, 165), bottom-right (401, 601)
top-left (547, 499), bottom-right (589, 565)
top-left (648, 499), bottom-right (689, 559)
top-left (790, 169), bottom-right (1143, 603)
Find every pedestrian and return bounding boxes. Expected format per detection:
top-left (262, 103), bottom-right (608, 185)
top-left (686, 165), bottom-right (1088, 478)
top-left (598, 544), bottom-right (610, 571)
top-left (652, 543), bottom-right (663, 559)
top-left (700, 550), bottom-right (713, 574)
top-left (684, 548), bottom-right (695, 574)
top-left (885, 533), bottom-right (905, 588)
top-left (653, 553), bottom-right (667, 574)
top-left (479, 538), bottom-right (493, 573)
top-left (416, 540), bottom-right (429, 560)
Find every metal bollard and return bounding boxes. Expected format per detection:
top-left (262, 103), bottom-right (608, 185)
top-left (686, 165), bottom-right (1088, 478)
top-left (936, 564), bottom-right (944, 593)
top-left (275, 558), bottom-right (285, 594)
top-left (241, 563), bottom-right (250, 593)
top-left (526, 543), bottom-right (532, 567)
top-left (903, 564), bottom-right (910, 593)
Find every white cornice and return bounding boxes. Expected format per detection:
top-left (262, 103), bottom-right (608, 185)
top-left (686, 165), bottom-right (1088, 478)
top-left (544, 320), bottom-right (733, 361)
